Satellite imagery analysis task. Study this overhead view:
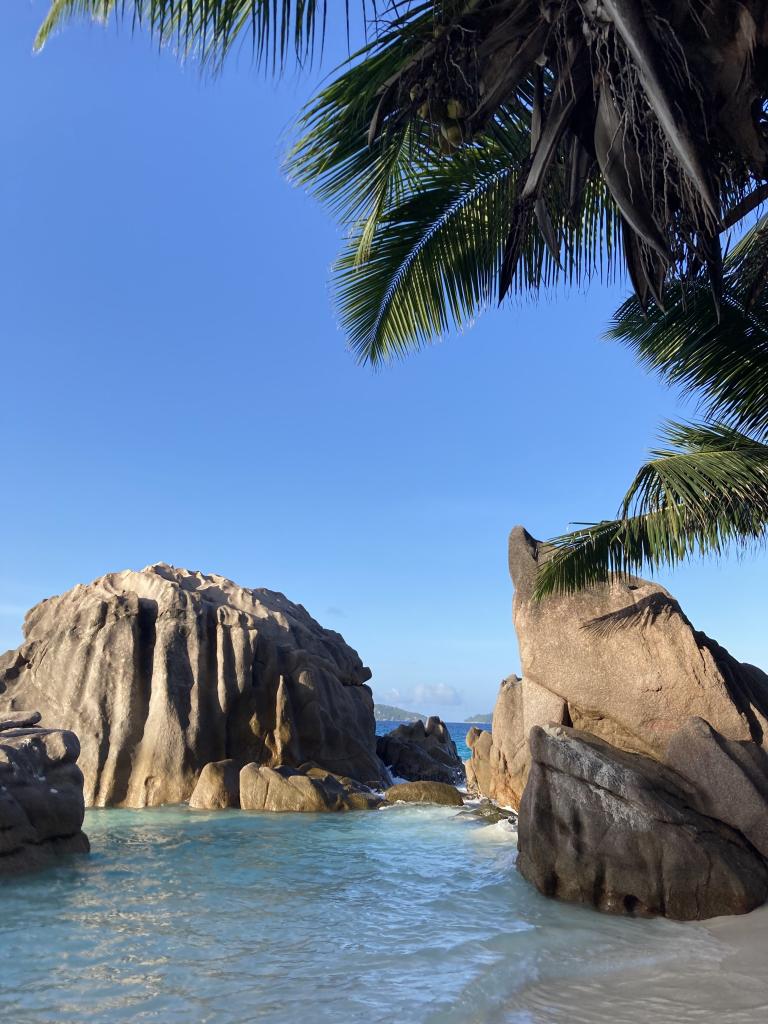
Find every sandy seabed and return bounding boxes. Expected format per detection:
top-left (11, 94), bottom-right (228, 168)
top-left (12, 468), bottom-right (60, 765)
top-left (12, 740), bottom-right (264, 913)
top-left (504, 905), bottom-right (768, 1024)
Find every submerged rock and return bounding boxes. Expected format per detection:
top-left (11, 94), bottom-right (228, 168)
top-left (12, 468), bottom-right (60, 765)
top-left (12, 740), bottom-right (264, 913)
top-left (383, 781), bottom-right (464, 806)
top-left (0, 714), bottom-right (89, 873)
top-left (456, 799), bottom-right (516, 825)
top-left (377, 716), bottom-right (464, 785)
top-left (518, 725), bottom-right (768, 921)
top-left (239, 764), bottom-right (382, 812)
top-left (0, 564), bottom-right (387, 807)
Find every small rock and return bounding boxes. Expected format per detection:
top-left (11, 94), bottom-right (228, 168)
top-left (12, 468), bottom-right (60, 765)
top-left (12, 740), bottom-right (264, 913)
top-left (384, 781), bottom-right (464, 806)
top-left (189, 760), bottom-right (240, 810)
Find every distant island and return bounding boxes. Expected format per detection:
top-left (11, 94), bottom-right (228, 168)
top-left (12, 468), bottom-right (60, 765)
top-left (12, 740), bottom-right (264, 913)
top-left (374, 703), bottom-right (426, 722)
top-left (465, 713), bottom-right (492, 724)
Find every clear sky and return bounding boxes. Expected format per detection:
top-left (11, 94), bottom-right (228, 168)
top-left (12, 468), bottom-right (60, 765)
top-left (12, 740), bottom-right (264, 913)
top-left (2, 4), bottom-right (767, 721)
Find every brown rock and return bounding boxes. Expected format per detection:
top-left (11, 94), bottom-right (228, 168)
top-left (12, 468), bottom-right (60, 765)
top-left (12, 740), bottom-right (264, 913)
top-left (0, 564), bottom-right (386, 807)
top-left (465, 726), bottom-right (492, 795)
top-left (239, 764), bottom-right (382, 812)
top-left (518, 725), bottom-right (768, 920)
top-left (384, 781), bottom-right (464, 806)
top-left (189, 759), bottom-right (241, 810)
top-left (376, 716), bottom-right (464, 785)
top-left (509, 526), bottom-right (768, 758)
top-left (465, 676), bottom-right (529, 808)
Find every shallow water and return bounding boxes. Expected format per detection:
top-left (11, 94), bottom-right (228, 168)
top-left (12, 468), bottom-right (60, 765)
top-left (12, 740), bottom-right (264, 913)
top-left (2, 804), bottom-right (763, 1024)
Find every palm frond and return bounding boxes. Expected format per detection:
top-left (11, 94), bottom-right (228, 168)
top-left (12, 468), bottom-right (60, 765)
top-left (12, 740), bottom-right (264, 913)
top-left (609, 216), bottom-right (768, 438)
top-left (332, 145), bottom-right (622, 364)
top-left (35, 0), bottom-right (379, 68)
top-left (535, 422), bottom-right (768, 597)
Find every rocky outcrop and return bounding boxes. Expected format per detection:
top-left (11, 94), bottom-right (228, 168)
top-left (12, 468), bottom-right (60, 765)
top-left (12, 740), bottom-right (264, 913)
top-left (0, 713), bottom-right (89, 873)
top-left (0, 564), bottom-right (386, 807)
top-left (384, 781), bottom-right (464, 806)
top-left (239, 764), bottom-right (382, 812)
top-left (465, 726), bottom-right (492, 793)
top-left (509, 526), bottom-right (768, 761)
top-left (465, 675), bottom-right (526, 807)
top-left (518, 725), bottom-right (768, 920)
top-left (503, 525), bottom-right (768, 919)
top-left (376, 716), bottom-right (464, 785)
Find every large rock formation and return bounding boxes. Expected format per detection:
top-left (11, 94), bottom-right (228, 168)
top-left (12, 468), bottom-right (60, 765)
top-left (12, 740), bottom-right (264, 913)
top-left (0, 711), bottom-right (89, 873)
top-left (376, 716), bottom-right (464, 785)
top-left (500, 526), bottom-right (768, 919)
top-left (509, 526), bottom-right (768, 760)
top-left (518, 725), bottom-right (768, 920)
top-left (0, 564), bottom-right (386, 807)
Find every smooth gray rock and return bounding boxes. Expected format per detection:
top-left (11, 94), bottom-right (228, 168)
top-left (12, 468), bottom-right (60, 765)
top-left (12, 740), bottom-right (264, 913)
top-left (666, 716), bottom-right (768, 859)
top-left (0, 564), bottom-right (386, 807)
top-left (376, 716), bottom-right (464, 785)
top-left (0, 717), bottom-right (89, 873)
top-left (517, 725), bottom-right (768, 921)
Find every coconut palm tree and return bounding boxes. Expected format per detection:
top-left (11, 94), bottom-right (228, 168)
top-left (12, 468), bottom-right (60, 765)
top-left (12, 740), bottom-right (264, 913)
top-left (39, 0), bottom-right (768, 313)
top-left (535, 216), bottom-right (768, 595)
top-left (38, 1), bottom-right (768, 594)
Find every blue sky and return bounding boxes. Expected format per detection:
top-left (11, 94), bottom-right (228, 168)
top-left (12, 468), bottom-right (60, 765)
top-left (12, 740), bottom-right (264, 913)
top-left (1, 4), bottom-right (767, 720)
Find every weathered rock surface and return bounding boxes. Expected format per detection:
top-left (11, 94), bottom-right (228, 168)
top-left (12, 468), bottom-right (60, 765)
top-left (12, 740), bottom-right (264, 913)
top-left (0, 564), bottom-right (386, 807)
top-left (473, 529), bottom-right (768, 816)
top-left (376, 716), bottom-right (464, 785)
top-left (510, 526), bottom-right (768, 761)
top-left (518, 725), bottom-right (768, 921)
top-left (465, 726), bottom-right (492, 794)
top-left (665, 716), bottom-right (768, 860)
top-left (384, 781), bottom-right (464, 806)
top-left (465, 675), bottom-right (527, 807)
top-left (0, 714), bottom-right (89, 873)
top-left (189, 759), bottom-right (241, 810)
top-left (239, 764), bottom-right (382, 812)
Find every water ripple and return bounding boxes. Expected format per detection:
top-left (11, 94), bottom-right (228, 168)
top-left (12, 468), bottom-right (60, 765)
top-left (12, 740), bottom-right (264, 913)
top-left (1, 805), bottom-right (764, 1023)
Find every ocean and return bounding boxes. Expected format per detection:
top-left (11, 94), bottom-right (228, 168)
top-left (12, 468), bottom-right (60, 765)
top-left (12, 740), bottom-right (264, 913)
top-left (1, 722), bottom-right (765, 1023)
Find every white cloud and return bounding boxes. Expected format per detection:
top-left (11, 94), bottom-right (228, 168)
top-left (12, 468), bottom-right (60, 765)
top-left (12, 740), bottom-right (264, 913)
top-left (412, 682), bottom-right (463, 707)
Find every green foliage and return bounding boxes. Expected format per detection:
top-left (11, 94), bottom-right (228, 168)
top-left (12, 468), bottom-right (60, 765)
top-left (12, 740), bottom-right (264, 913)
top-left (288, 29), bottom-right (622, 364)
top-left (35, 0), bottom-right (360, 69)
top-left (535, 423), bottom-right (768, 597)
top-left (536, 217), bottom-right (768, 597)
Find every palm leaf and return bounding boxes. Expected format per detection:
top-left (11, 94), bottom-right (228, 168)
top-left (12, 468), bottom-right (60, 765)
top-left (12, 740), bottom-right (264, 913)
top-left (609, 216), bottom-right (768, 438)
top-left (535, 422), bottom-right (768, 597)
top-left (35, 0), bottom-right (377, 68)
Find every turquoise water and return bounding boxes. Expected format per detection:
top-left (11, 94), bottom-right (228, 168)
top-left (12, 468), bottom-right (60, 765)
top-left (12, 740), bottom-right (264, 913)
top-left (0, 801), bottom-right (747, 1024)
